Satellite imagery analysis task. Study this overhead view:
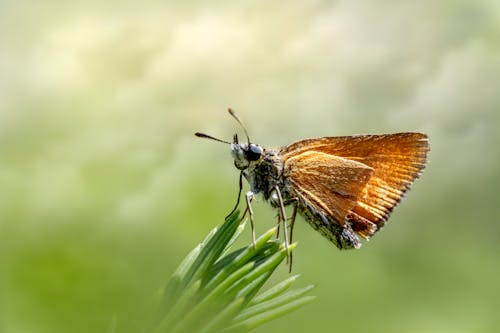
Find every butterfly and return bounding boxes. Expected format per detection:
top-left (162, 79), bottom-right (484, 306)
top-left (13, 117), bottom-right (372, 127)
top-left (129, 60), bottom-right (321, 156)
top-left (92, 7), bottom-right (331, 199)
top-left (196, 109), bottom-right (429, 262)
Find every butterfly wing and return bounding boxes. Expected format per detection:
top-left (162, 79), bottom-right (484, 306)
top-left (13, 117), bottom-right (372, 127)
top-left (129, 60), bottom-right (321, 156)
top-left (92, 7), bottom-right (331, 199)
top-left (284, 151), bottom-right (374, 223)
top-left (281, 133), bottom-right (429, 241)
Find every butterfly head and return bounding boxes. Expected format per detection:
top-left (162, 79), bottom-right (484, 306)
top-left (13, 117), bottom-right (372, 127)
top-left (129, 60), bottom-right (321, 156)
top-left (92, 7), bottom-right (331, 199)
top-left (230, 134), bottom-right (263, 170)
top-left (195, 108), bottom-right (263, 170)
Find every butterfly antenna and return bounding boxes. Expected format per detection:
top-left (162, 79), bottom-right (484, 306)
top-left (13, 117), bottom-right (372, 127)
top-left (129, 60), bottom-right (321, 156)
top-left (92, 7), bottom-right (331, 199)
top-left (195, 132), bottom-right (231, 144)
top-left (228, 108), bottom-right (251, 144)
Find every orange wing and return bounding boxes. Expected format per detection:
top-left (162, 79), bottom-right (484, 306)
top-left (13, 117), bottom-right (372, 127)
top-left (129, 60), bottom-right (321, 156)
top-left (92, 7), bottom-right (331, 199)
top-left (281, 133), bottom-right (429, 240)
top-left (284, 151), bottom-right (374, 224)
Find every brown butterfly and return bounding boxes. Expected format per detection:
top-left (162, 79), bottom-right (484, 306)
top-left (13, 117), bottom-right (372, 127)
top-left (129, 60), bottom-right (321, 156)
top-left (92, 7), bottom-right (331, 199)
top-left (196, 109), bottom-right (429, 257)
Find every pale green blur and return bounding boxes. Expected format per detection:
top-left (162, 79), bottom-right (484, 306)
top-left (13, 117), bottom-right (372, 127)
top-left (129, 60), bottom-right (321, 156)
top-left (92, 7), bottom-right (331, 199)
top-left (1, 1), bottom-right (499, 332)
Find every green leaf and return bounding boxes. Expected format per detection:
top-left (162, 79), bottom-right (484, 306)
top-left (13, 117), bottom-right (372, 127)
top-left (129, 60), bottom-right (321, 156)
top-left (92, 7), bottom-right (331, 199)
top-left (221, 218), bottom-right (247, 257)
top-left (249, 274), bottom-right (300, 305)
top-left (145, 211), bottom-right (315, 333)
top-left (225, 296), bottom-right (316, 332)
top-left (198, 297), bottom-right (245, 333)
top-left (225, 244), bottom-right (294, 298)
top-left (182, 210), bottom-right (241, 288)
top-left (234, 285), bottom-right (315, 322)
top-left (203, 227), bottom-right (278, 291)
top-left (155, 279), bottom-right (202, 331)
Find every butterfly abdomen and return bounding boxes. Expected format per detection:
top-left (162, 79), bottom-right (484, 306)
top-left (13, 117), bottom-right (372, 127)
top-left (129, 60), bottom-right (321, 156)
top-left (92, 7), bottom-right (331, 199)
top-left (299, 199), bottom-right (361, 249)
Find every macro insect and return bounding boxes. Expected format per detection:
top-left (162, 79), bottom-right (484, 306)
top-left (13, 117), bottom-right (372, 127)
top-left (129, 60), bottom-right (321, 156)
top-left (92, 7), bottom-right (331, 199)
top-left (196, 109), bottom-right (429, 262)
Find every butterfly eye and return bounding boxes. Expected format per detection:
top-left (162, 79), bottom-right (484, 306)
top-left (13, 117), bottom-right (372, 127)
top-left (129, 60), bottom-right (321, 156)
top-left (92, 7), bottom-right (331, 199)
top-left (245, 144), bottom-right (263, 161)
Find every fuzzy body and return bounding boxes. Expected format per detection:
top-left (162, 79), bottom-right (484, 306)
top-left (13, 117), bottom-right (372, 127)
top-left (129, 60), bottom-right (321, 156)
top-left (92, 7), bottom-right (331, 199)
top-left (243, 148), bottom-right (284, 200)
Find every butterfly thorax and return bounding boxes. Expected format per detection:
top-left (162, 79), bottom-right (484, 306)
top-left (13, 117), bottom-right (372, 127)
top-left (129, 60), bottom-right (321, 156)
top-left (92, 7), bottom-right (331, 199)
top-left (244, 148), bottom-right (287, 201)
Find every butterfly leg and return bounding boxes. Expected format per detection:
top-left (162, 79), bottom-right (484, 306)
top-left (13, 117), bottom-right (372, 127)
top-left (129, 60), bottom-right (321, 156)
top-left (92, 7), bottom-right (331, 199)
top-left (245, 190), bottom-right (256, 248)
top-left (225, 171), bottom-right (243, 220)
top-left (275, 205), bottom-right (281, 240)
top-left (288, 199), bottom-right (299, 245)
top-left (273, 186), bottom-right (290, 259)
top-left (287, 198), bottom-right (299, 272)
top-left (270, 192), bottom-right (281, 239)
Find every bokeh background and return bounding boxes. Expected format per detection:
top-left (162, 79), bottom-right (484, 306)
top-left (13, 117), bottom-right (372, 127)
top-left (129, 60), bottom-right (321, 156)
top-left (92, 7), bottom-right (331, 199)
top-left (1, 1), bottom-right (499, 332)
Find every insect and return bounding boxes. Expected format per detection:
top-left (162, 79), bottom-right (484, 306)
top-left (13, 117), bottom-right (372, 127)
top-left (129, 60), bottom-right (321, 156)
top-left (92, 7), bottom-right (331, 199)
top-left (196, 109), bottom-right (429, 264)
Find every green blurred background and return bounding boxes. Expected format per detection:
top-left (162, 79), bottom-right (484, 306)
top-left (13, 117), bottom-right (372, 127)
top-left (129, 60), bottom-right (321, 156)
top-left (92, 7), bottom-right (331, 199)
top-left (1, 1), bottom-right (499, 332)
